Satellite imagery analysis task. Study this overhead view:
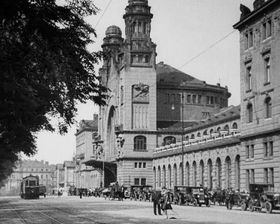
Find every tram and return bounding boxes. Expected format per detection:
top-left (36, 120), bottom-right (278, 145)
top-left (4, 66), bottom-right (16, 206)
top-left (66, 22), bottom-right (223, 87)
top-left (20, 175), bottom-right (40, 199)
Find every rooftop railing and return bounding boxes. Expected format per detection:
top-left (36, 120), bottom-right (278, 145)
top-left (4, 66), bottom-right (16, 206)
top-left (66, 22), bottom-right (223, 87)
top-left (154, 129), bottom-right (240, 154)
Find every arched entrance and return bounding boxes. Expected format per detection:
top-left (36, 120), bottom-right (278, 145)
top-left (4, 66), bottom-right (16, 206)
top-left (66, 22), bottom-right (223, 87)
top-left (168, 164), bottom-right (171, 189)
top-left (193, 161), bottom-right (197, 186)
top-left (207, 159), bottom-right (213, 189)
top-left (235, 155), bottom-right (240, 190)
top-left (225, 156), bottom-right (231, 189)
top-left (162, 165), bottom-right (166, 187)
top-left (107, 106), bottom-right (117, 158)
top-left (179, 162), bottom-right (183, 185)
top-left (173, 164), bottom-right (177, 187)
top-left (216, 158), bottom-right (222, 188)
top-left (158, 166), bottom-right (161, 188)
top-left (185, 162), bottom-right (190, 186)
top-left (153, 167), bottom-right (156, 189)
top-left (199, 160), bottom-right (204, 187)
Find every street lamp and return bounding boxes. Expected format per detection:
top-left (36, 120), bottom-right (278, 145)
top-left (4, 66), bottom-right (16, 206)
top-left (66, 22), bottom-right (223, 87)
top-left (171, 93), bottom-right (185, 186)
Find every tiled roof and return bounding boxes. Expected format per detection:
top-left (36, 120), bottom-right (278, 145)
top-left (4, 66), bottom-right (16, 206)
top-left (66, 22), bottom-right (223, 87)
top-left (156, 62), bottom-right (204, 87)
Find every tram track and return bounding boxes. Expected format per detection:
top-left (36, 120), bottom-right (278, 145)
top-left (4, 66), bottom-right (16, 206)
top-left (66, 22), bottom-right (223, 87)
top-left (8, 201), bottom-right (65, 224)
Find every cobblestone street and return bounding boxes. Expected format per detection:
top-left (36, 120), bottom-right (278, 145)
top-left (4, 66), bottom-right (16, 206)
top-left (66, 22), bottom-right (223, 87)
top-left (0, 196), bottom-right (280, 224)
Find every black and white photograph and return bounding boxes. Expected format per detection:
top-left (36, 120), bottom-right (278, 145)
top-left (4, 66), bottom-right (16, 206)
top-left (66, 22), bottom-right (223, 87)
top-left (1, 0), bottom-right (280, 223)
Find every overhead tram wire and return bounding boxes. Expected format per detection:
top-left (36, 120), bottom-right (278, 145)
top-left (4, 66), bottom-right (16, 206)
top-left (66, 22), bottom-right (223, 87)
top-left (179, 30), bottom-right (237, 69)
top-left (94, 0), bottom-right (113, 29)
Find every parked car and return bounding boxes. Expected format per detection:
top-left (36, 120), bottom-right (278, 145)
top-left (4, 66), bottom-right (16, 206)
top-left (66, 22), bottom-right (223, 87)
top-left (247, 183), bottom-right (275, 213)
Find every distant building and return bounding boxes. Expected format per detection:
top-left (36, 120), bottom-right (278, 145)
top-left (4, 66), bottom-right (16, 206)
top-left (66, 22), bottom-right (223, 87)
top-left (0, 160), bottom-right (56, 196)
top-left (234, 0), bottom-right (280, 191)
top-left (75, 115), bottom-right (102, 189)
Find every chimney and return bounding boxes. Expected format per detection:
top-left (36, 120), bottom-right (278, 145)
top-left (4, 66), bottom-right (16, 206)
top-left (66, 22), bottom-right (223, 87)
top-left (253, 0), bottom-right (265, 10)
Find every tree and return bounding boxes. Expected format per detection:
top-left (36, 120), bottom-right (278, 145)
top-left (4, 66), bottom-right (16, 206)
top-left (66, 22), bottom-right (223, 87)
top-left (0, 0), bottom-right (107, 183)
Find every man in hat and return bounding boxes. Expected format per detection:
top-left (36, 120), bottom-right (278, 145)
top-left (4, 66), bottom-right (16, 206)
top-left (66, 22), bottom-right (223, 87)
top-left (151, 187), bottom-right (162, 215)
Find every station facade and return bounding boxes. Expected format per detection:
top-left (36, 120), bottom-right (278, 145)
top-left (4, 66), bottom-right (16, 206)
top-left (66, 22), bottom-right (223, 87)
top-left (153, 0), bottom-right (280, 192)
top-left (89, 0), bottom-right (231, 188)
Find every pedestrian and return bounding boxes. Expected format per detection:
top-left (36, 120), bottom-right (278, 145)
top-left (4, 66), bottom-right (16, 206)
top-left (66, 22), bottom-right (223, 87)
top-left (79, 189), bottom-right (83, 199)
top-left (151, 188), bottom-right (162, 215)
top-left (161, 187), bottom-right (175, 219)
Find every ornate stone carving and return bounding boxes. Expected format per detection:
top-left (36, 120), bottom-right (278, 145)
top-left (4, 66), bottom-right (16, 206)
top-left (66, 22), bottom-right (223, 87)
top-left (132, 83), bottom-right (149, 102)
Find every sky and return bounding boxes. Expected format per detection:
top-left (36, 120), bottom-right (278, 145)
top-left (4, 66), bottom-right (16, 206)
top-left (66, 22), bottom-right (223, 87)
top-left (26, 0), bottom-right (255, 164)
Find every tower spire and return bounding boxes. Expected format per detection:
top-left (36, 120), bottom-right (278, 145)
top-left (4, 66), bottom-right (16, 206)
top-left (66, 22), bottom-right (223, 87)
top-left (123, 0), bottom-right (156, 67)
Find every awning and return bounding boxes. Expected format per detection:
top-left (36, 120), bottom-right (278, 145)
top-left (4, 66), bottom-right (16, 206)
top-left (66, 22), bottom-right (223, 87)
top-left (84, 159), bottom-right (117, 170)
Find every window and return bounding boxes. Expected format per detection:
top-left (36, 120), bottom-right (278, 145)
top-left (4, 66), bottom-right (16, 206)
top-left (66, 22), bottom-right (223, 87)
top-left (192, 95), bottom-right (196, 104)
top-left (269, 168), bottom-right (274, 184)
top-left (163, 136), bottom-right (176, 146)
top-left (244, 32), bottom-right (248, 49)
top-left (246, 66), bottom-right (252, 91)
top-left (187, 95), bottom-right (191, 103)
top-left (250, 145), bottom-right (254, 158)
top-left (264, 57), bottom-right (270, 84)
top-left (246, 145), bottom-right (250, 159)
top-left (210, 96), bottom-right (214, 104)
top-left (135, 162), bottom-right (137, 168)
top-left (120, 86), bottom-right (124, 104)
top-left (247, 103), bottom-right (253, 123)
top-left (198, 95), bottom-right (202, 104)
top-left (246, 170), bottom-right (250, 188)
top-left (250, 169), bottom-right (255, 184)
top-left (262, 19), bottom-right (272, 40)
top-left (264, 97), bottom-right (272, 118)
top-left (143, 162), bottom-right (146, 168)
top-left (269, 141), bottom-right (273, 156)
top-left (171, 94), bottom-right (175, 103)
top-left (167, 94), bottom-right (170, 104)
top-left (134, 178), bottom-right (140, 185)
top-left (134, 136), bottom-right (147, 151)
top-left (248, 29), bottom-right (253, 48)
top-left (141, 178), bottom-right (146, 186)
top-left (264, 168), bottom-right (268, 183)
top-left (264, 142), bottom-right (268, 157)
top-left (139, 162), bottom-right (142, 168)
top-left (207, 96), bottom-right (210, 104)
top-left (244, 30), bottom-right (253, 49)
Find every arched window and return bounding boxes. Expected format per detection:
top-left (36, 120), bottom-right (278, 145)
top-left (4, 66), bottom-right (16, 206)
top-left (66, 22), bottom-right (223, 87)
top-left (185, 135), bottom-right (189, 141)
top-left (224, 125), bottom-right (229, 131)
top-left (264, 97), bottom-right (272, 118)
top-left (217, 127), bottom-right (221, 133)
top-left (134, 136), bottom-right (147, 151)
top-left (163, 136), bottom-right (176, 146)
top-left (247, 103), bottom-right (253, 123)
top-left (232, 123), bottom-right (238, 129)
top-left (197, 132), bottom-right (201, 137)
top-left (210, 129), bottom-right (214, 135)
top-left (203, 130), bottom-right (208, 136)
top-left (191, 134), bottom-right (195, 139)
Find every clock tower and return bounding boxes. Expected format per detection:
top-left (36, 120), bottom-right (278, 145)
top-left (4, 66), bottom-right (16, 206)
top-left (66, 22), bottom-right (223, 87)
top-left (98, 0), bottom-right (157, 187)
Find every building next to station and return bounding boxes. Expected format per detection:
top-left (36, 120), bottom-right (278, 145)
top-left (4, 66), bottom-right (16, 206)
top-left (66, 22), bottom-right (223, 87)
top-left (233, 0), bottom-right (280, 191)
top-left (0, 160), bottom-right (56, 196)
top-left (75, 116), bottom-right (102, 188)
top-left (154, 0), bottom-right (280, 192)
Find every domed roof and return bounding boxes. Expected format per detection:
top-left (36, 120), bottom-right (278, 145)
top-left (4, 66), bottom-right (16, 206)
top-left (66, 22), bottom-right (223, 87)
top-left (105, 25), bottom-right (122, 37)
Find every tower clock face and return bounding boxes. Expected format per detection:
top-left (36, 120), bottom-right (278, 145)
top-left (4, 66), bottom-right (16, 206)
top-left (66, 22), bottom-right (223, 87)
top-left (132, 83), bottom-right (149, 102)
